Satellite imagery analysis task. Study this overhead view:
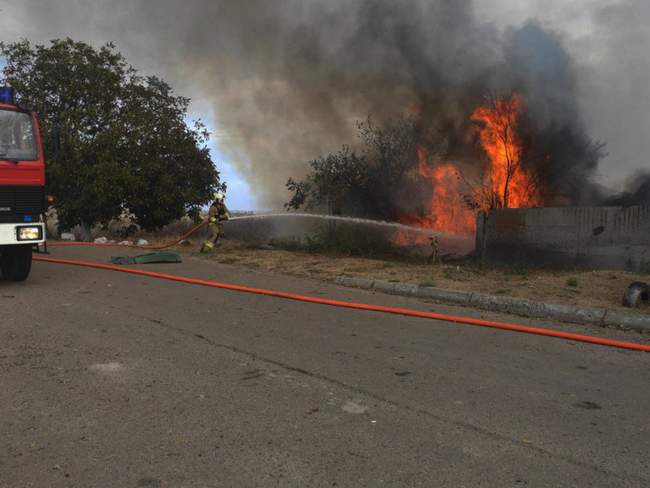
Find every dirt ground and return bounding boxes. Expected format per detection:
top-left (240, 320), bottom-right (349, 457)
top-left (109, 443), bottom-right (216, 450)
top-left (163, 238), bottom-right (650, 316)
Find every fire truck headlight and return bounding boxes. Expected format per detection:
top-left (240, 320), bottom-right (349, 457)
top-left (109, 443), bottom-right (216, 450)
top-left (17, 226), bottom-right (42, 241)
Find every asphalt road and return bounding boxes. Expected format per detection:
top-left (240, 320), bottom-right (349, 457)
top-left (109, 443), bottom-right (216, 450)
top-left (2, 246), bottom-right (650, 487)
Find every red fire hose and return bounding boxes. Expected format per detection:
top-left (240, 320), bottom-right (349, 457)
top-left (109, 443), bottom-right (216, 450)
top-left (47, 221), bottom-right (208, 250)
top-left (33, 252), bottom-right (650, 353)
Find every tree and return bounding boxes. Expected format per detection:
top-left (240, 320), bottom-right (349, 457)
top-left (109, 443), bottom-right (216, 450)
top-left (285, 145), bottom-right (367, 215)
top-left (356, 116), bottom-right (423, 219)
top-left (118, 76), bottom-right (221, 229)
top-left (0, 38), bottom-right (221, 235)
top-left (470, 94), bottom-right (526, 209)
top-left (286, 116), bottom-right (427, 220)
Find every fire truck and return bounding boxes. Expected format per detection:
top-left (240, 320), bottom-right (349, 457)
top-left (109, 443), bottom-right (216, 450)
top-left (0, 87), bottom-right (46, 281)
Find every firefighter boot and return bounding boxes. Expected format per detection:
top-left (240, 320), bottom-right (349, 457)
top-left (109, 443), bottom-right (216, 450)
top-left (200, 241), bottom-right (215, 253)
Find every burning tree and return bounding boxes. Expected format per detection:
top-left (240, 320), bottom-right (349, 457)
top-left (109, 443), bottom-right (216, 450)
top-left (286, 91), bottom-right (603, 241)
top-left (469, 94), bottom-right (542, 210)
top-left (397, 144), bottom-right (476, 237)
top-left (285, 95), bottom-right (542, 237)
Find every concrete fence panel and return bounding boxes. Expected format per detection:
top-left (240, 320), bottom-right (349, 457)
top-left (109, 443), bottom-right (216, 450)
top-left (477, 206), bottom-right (650, 271)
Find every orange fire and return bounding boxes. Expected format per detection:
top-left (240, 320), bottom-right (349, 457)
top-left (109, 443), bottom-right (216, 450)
top-left (414, 146), bottom-right (475, 235)
top-left (471, 94), bottom-right (542, 209)
top-left (396, 93), bottom-right (541, 245)
top-left (394, 147), bottom-right (475, 246)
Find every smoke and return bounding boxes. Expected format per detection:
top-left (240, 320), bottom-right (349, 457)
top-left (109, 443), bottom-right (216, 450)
top-left (156, 0), bottom-right (505, 208)
top-left (604, 172), bottom-right (650, 207)
top-left (126, 0), bottom-right (601, 208)
top-left (1, 0), bottom-right (647, 208)
top-left (579, 0), bottom-right (650, 192)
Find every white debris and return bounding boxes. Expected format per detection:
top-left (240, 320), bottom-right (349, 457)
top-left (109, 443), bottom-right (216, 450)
top-left (137, 239), bottom-right (149, 246)
top-left (118, 240), bottom-right (132, 246)
top-left (88, 362), bottom-right (123, 373)
top-left (342, 401), bottom-right (369, 415)
top-left (94, 236), bottom-right (108, 244)
top-left (60, 233), bottom-right (75, 241)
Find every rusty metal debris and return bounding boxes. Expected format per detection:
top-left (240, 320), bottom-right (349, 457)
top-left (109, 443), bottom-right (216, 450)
top-left (429, 236), bottom-right (439, 265)
top-left (622, 281), bottom-right (649, 308)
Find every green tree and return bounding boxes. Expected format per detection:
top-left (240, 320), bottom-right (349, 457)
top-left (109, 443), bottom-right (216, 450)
top-left (118, 76), bottom-right (221, 229)
top-left (0, 38), bottom-right (221, 236)
top-left (286, 116), bottom-right (434, 220)
top-left (355, 116), bottom-right (424, 218)
top-left (286, 145), bottom-right (367, 215)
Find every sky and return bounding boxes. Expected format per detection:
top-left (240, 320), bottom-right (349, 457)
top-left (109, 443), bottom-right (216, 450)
top-left (197, 133), bottom-right (256, 211)
top-left (193, 104), bottom-right (256, 211)
top-left (1, 0), bottom-right (648, 209)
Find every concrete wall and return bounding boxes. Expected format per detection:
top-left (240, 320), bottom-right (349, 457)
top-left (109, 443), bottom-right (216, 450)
top-left (477, 206), bottom-right (650, 271)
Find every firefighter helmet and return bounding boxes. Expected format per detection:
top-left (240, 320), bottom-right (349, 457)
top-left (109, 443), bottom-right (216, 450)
top-left (214, 192), bottom-right (225, 202)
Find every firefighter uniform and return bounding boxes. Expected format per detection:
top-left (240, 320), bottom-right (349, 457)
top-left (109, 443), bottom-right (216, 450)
top-left (201, 195), bottom-right (230, 253)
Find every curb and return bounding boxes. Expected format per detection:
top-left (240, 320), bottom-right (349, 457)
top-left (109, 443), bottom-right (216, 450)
top-left (334, 276), bottom-right (650, 333)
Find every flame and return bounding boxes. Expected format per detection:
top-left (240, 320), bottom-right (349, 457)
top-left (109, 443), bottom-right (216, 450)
top-left (471, 94), bottom-right (541, 208)
top-left (394, 147), bottom-right (475, 246)
top-left (395, 93), bottom-right (542, 246)
top-left (415, 147), bottom-right (475, 235)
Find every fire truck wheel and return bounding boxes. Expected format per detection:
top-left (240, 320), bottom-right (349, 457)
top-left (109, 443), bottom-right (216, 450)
top-left (1, 245), bottom-right (32, 282)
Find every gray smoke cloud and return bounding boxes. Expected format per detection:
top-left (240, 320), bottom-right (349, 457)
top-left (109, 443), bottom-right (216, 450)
top-left (579, 0), bottom-right (650, 190)
top-left (141, 0), bottom-right (505, 208)
top-left (1, 0), bottom-right (648, 208)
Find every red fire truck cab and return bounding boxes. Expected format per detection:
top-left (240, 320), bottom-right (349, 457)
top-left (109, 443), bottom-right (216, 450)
top-left (0, 87), bottom-right (46, 281)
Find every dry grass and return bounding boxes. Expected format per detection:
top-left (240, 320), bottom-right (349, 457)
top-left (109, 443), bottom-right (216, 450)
top-left (167, 238), bottom-right (650, 315)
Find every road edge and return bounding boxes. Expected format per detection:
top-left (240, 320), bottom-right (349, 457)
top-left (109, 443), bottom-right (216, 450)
top-left (334, 276), bottom-right (650, 332)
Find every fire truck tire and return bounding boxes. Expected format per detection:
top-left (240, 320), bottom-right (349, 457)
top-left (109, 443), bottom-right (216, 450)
top-left (1, 245), bottom-right (32, 282)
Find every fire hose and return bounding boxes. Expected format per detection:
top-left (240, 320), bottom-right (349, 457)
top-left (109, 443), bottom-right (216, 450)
top-left (34, 225), bottom-right (650, 354)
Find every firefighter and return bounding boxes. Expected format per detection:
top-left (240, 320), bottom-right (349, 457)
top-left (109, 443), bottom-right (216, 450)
top-left (201, 192), bottom-right (230, 253)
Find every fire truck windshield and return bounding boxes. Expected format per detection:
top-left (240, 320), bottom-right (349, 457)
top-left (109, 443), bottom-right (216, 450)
top-left (0, 109), bottom-right (37, 161)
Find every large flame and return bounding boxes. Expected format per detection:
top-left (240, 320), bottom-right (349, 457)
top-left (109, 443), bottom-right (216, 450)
top-left (471, 94), bottom-right (542, 209)
top-left (394, 147), bottom-right (475, 246)
top-left (395, 93), bottom-right (541, 246)
top-left (413, 146), bottom-right (475, 235)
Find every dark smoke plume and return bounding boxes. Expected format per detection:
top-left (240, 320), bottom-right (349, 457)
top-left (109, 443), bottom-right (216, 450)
top-left (604, 171), bottom-right (650, 207)
top-left (5, 0), bottom-right (645, 208)
top-left (118, 0), bottom-right (604, 208)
